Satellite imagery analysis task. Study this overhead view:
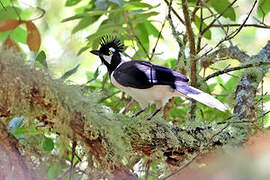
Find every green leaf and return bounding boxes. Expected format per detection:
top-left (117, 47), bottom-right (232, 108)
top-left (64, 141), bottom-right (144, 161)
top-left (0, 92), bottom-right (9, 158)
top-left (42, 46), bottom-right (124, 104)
top-left (10, 27), bottom-right (27, 44)
top-left (144, 21), bottom-right (161, 38)
top-left (164, 58), bottom-right (177, 67)
top-left (123, 1), bottom-right (152, 10)
top-left (8, 116), bottom-right (24, 133)
top-left (0, 6), bottom-right (21, 21)
top-left (35, 50), bottom-right (48, 68)
top-left (262, 95), bottom-right (270, 103)
top-left (129, 11), bottom-right (159, 24)
top-left (72, 16), bottom-right (100, 33)
top-left (62, 9), bottom-right (122, 22)
top-left (208, 83), bottom-right (217, 91)
top-left (209, 0), bottom-right (236, 21)
top-left (223, 73), bottom-right (240, 93)
top-left (43, 137), bottom-right (54, 152)
top-left (61, 64), bottom-right (80, 80)
top-left (257, 0), bottom-right (270, 17)
top-left (136, 23), bottom-right (149, 52)
top-left (194, 15), bottom-right (211, 40)
top-left (65, 0), bottom-right (81, 6)
top-left (77, 45), bottom-right (90, 56)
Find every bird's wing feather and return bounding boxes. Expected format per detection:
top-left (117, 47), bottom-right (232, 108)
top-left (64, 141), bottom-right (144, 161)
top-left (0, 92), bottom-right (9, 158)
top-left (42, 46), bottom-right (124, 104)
top-left (113, 60), bottom-right (189, 89)
top-left (113, 61), bottom-right (153, 89)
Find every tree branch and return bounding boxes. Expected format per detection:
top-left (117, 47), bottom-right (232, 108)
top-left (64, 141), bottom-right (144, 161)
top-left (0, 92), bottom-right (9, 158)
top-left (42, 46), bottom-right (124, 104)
top-left (200, 46), bottom-right (250, 68)
top-left (181, 0), bottom-right (198, 120)
top-left (204, 60), bottom-right (270, 81)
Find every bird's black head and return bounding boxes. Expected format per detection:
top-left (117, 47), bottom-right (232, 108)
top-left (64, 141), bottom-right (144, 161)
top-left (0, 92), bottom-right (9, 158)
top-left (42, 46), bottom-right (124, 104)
top-left (90, 35), bottom-right (124, 74)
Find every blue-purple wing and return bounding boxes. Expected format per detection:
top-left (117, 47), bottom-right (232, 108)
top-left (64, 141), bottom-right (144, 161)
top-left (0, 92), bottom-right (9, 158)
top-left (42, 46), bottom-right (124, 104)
top-left (112, 60), bottom-right (189, 89)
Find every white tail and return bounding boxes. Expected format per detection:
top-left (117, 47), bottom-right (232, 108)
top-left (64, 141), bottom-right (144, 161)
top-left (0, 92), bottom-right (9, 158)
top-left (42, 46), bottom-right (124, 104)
top-left (175, 84), bottom-right (228, 112)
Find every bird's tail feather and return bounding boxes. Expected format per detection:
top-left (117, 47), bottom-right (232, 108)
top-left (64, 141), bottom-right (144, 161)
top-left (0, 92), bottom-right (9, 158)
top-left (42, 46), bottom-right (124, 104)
top-left (175, 84), bottom-right (228, 112)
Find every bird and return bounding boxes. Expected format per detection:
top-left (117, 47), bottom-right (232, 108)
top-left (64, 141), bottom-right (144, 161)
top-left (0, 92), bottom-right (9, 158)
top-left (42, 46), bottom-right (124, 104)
top-left (90, 35), bottom-right (228, 120)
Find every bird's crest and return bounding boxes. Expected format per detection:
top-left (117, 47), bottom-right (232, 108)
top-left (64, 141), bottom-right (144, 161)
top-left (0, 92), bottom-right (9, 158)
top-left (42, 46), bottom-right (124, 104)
top-left (99, 35), bottom-right (124, 52)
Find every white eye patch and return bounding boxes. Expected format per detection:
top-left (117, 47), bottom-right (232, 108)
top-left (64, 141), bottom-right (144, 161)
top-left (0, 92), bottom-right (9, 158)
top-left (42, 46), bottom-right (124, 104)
top-left (103, 54), bottom-right (113, 64)
top-left (109, 47), bottom-right (115, 52)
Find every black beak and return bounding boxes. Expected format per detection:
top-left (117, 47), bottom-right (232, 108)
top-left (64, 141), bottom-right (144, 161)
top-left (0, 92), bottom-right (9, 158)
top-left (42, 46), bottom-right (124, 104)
top-left (90, 50), bottom-right (101, 56)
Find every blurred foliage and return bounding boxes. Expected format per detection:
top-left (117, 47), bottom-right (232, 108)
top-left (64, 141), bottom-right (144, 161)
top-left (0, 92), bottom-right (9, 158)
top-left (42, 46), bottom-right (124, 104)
top-left (1, 0), bottom-right (270, 179)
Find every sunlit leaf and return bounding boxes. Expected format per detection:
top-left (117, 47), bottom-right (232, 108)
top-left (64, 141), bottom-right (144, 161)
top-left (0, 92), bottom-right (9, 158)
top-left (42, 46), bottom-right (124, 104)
top-left (26, 21), bottom-right (41, 52)
top-left (61, 64), bottom-right (80, 80)
top-left (209, 0), bottom-right (236, 21)
top-left (8, 116), bottom-right (24, 133)
top-left (62, 9), bottom-right (122, 22)
top-left (144, 21), bottom-right (161, 38)
top-left (262, 95), bottom-right (270, 103)
top-left (10, 27), bottom-right (27, 44)
top-left (257, 0), bottom-right (270, 17)
top-left (164, 58), bottom-right (177, 67)
top-left (77, 45), bottom-right (90, 56)
top-left (129, 12), bottom-right (159, 24)
top-left (72, 15), bottom-right (100, 33)
top-left (136, 23), bottom-right (149, 52)
top-left (0, 6), bottom-right (21, 21)
top-left (0, 19), bottom-right (21, 32)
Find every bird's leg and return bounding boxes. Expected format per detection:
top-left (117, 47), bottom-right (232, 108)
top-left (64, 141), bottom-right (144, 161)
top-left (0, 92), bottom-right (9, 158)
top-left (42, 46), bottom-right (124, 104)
top-left (131, 108), bottom-right (146, 118)
top-left (147, 108), bottom-right (161, 120)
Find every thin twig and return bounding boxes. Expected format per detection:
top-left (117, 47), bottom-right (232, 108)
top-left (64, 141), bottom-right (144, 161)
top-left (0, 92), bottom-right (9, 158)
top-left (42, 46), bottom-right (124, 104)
top-left (69, 139), bottom-right (77, 180)
top-left (0, 0), bottom-right (6, 11)
top-left (200, 0), bottom-right (238, 40)
top-left (144, 159), bottom-right (151, 180)
top-left (212, 23), bottom-right (270, 29)
top-left (206, 0), bottom-right (257, 54)
top-left (167, 0), bottom-right (187, 71)
top-left (191, 0), bottom-right (210, 21)
top-left (226, 0), bottom-right (257, 40)
top-left (149, 20), bottom-right (166, 61)
top-left (11, 0), bottom-right (21, 20)
top-left (163, 0), bottom-right (185, 24)
top-left (200, 0), bottom-right (233, 46)
top-left (196, 1), bottom-right (204, 53)
top-left (160, 153), bottom-right (199, 180)
top-left (29, 7), bottom-right (46, 21)
top-left (204, 60), bottom-right (270, 81)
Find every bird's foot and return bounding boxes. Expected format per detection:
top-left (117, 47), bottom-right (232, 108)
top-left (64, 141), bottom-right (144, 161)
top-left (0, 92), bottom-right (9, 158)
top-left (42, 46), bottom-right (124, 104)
top-left (130, 109), bottom-right (146, 118)
top-left (146, 108), bottom-right (161, 120)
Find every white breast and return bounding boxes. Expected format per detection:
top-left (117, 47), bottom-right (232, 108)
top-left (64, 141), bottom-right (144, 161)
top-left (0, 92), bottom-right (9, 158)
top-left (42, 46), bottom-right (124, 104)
top-left (110, 72), bottom-right (181, 109)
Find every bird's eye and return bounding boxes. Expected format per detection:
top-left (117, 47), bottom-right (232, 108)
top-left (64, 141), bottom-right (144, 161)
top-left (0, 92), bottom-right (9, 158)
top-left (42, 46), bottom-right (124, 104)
top-left (108, 51), bottom-right (113, 55)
